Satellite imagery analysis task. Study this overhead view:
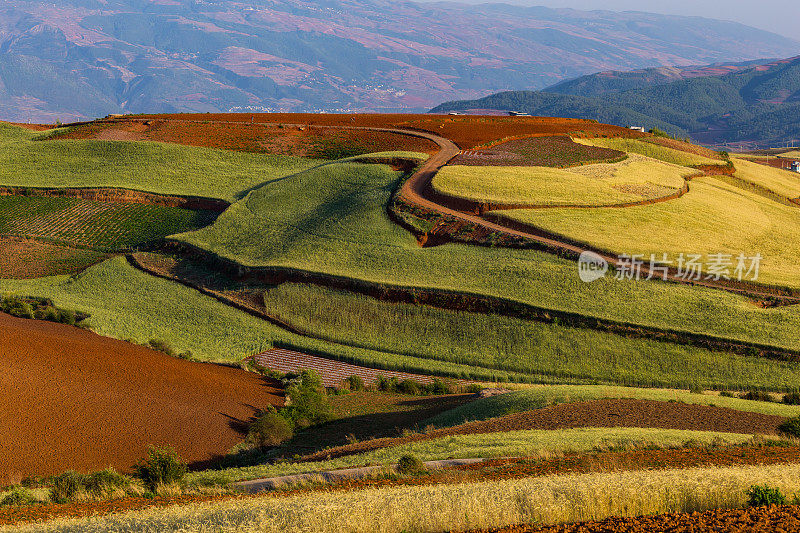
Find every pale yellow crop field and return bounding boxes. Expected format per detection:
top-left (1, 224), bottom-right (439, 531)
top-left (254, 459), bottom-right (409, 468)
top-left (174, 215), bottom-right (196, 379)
top-left (732, 158), bottom-right (800, 199)
top-left (433, 154), bottom-right (694, 206)
top-left (493, 177), bottom-right (800, 288)
top-left (575, 137), bottom-right (721, 167)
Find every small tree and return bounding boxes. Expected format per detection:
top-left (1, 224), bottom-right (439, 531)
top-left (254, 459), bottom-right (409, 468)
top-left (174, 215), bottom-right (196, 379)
top-left (247, 407), bottom-right (293, 449)
top-left (281, 370), bottom-right (332, 428)
top-left (396, 454), bottom-right (426, 475)
top-left (133, 447), bottom-right (187, 491)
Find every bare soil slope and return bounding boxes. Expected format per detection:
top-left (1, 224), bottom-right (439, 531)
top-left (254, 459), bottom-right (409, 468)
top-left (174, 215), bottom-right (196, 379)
top-left (0, 313), bottom-right (282, 482)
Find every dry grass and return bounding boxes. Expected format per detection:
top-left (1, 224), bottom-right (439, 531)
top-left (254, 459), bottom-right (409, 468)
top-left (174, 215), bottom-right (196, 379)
top-left (433, 154), bottom-right (692, 206)
top-left (495, 176), bottom-right (800, 288)
top-left (575, 138), bottom-right (720, 167)
top-left (14, 463), bottom-right (800, 532)
top-left (732, 158), bottom-right (800, 199)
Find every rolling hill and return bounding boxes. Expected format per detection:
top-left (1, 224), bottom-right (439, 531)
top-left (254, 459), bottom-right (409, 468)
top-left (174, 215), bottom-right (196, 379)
top-left (0, 0), bottom-right (799, 122)
top-left (431, 56), bottom-right (800, 147)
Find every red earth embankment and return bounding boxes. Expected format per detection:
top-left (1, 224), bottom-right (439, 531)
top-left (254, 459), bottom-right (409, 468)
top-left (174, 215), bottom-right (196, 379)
top-left (0, 313), bottom-right (282, 482)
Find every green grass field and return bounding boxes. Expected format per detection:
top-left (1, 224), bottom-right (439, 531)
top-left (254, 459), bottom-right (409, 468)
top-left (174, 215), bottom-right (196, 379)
top-left (0, 197), bottom-right (216, 251)
top-left (175, 159), bottom-right (800, 353)
top-left (732, 158), bottom-right (800, 199)
top-left (425, 385), bottom-right (800, 427)
top-left (262, 282), bottom-right (800, 389)
top-left (432, 154), bottom-right (692, 205)
top-left (494, 176), bottom-right (800, 288)
top-left (189, 427), bottom-right (751, 486)
top-left (0, 123), bottom-right (318, 201)
top-left (7, 258), bottom-right (800, 389)
top-left (575, 137), bottom-right (721, 167)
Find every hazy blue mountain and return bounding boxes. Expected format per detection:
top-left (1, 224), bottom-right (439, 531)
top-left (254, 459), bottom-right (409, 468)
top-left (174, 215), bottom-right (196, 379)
top-left (431, 56), bottom-right (800, 147)
top-left (0, 0), bottom-right (798, 122)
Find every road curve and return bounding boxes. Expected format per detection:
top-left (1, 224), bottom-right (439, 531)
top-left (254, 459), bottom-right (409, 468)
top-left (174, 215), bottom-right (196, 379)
top-left (393, 128), bottom-right (798, 303)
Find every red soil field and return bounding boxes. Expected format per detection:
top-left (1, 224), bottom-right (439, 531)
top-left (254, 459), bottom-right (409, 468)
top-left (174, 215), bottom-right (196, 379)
top-left (299, 398), bottom-right (785, 461)
top-left (0, 237), bottom-right (110, 278)
top-left (0, 313), bottom-right (282, 483)
top-left (1, 122), bottom-right (53, 132)
top-left (450, 136), bottom-right (625, 167)
top-left (131, 113), bottom-right (639, 149)
top-left (475, 505), bottom-right (800, 533)
top-left (57, 120), bottom-right (440, 156)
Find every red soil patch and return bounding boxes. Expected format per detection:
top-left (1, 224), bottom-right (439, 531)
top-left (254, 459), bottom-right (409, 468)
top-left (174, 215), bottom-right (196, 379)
top-left (57, 120), bottom-right (439, 157)
top-left (450, 136), bottom-right (625, 167)
top-left (299, 399), bottom-right (785, 462)
top-left (742, 157), bottom-right (800, 171)
top-left (0, 313), bottom-right (282, 483)
top-left (0, 237), bottom-right (110, 278)
top-left (473, 505), bottom-right (800, 533)
top-left (129, 113), bottom-right (640, 150)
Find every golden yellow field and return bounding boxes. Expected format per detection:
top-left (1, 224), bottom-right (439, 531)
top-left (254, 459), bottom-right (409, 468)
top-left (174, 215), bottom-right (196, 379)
top-left (16, 463), bottom-right (800, 532)
top-left (732, 158), bottom-right (800, 199)
top-left (575, 138), bottom-right (721, 167)
top-left (493, 176), bottom-right (800, 288)
top-left (433, 154), bottom-right (694, 206)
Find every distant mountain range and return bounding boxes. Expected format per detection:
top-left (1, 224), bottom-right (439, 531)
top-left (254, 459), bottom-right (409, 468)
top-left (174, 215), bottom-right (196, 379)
top-left (0, 0), bottom-right (799, 122)
top-left (432, 56), bottom-right (800, 147)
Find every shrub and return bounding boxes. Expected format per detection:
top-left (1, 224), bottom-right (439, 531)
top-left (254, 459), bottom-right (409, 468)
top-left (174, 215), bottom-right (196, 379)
top-left (133, 447), bottom-right (187, 491)
top-left (397, 379), bottom-right (420, 395)
top-left (281, 370), bottom-right (332, 428)
top-left (345, 375), bottom-right (365, 391)
top-left (84, 469), bottom-right (130, 497)
top-left (50, 471), bottom-right (86, 503)
top-left (778, 416), bottom-right (800, 438)
top-left (746, 484), bottom-right (786, 507)
top-left (1, 486), bottom-right (36, 506)
top-left (247, 407), bottom-right (293, 449)
top-left (783, 392), bottom-right (800, 405)
top-left (429, 379), bottom-right (454, 395)
top-left (719, 390), bottom-right (735, 398)
top-left (147, 340), bottom-right (176, 358)
top-left (466, 384), bottom-right (483, 394)
top-left (689, 384), bottom-right (704, 394)
top-left (740, 390), bottom-right (774, 403)
top-left (59, 310), bottom-right (76, 326)
top-left (396, 454), bottom-right (426, 475)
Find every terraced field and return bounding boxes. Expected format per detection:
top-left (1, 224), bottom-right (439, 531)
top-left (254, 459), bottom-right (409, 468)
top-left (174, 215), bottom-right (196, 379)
top-left (0, 196), bottom-right (216, 251)
top-left (494, 176), bottom-right (800, 287)
top-left (0, 122), bottom-right (318, 201)
top-left (731, 157), bottom-right (800, 199)
top-left (432, 154), bottom-right (693, 207)
top-left (449, 136), bottom-right (625, 167)
top-left (6, 115), bottom-right (800, 533)
top-left (575, 137), bottom-right (723, 167)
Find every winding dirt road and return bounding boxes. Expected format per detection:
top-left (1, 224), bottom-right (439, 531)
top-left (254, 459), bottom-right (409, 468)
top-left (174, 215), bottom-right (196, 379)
top-left (394, 127), bottom-right (798, 303)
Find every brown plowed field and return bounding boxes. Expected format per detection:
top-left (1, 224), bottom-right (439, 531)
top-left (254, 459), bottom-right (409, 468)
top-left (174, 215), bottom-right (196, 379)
top-left (299, 399), bottom-right (784, 462)
top-left (450, 136), bottom-right (625, 167)
top-left (57, 119), bottom-right (440, 157)
top-left (471, 505), bottom-right (800, 533)
top-left (0, 313), bottom-right (282, 482)
top-left (0, 237), bottom-right (110, 278)
top-left (128, 113), bottom-right (638, 149)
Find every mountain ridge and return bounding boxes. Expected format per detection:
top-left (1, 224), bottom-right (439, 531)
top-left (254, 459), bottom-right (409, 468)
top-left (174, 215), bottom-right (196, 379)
top-left (0, 0), bottom-right (798, 122)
